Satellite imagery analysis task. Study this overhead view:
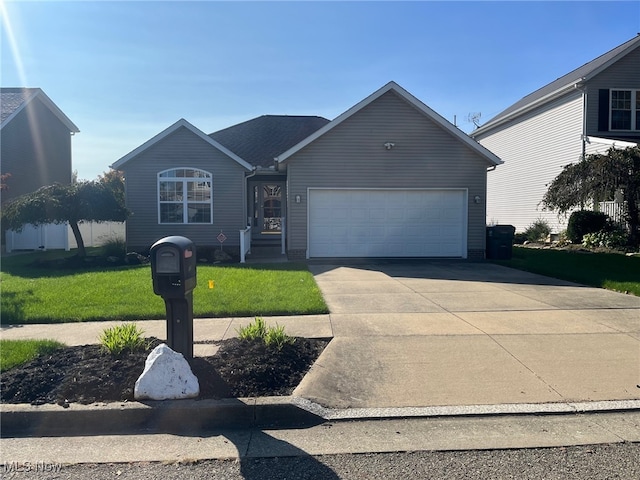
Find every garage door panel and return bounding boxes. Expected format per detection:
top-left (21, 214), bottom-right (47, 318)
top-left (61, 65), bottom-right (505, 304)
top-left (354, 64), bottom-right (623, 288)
top-left (309, 189), bottom-right (466, 258)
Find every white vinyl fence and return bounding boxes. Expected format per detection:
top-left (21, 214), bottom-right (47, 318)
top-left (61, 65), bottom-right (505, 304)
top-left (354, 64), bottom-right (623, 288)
top-left (5, 222), bottom-right (125, 253)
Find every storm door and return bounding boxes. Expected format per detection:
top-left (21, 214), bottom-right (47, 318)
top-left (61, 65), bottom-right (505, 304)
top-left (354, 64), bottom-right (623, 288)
top-left (252, 182), bottom-right (285, 238)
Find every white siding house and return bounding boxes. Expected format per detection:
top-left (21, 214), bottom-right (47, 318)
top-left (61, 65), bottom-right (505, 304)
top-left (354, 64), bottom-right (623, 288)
top-left (472, 35), bottom-right (640, 234)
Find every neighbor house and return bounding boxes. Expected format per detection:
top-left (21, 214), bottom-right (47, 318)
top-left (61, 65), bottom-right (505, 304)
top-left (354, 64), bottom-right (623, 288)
top-left (112, 81), bottom-right (502, 260)
top-left (471, 35), bottom-right (640, 234)
top-left (0, 88), bottom-right (79, 204)
top-left (1, 88), bottom-right (81, 252)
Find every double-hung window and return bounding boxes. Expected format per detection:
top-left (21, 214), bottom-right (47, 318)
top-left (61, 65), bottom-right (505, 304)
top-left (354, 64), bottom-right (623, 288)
top-left (610, 89), bottom-right (640, 131)
top-left (158, 168), bottom-right (212, 224)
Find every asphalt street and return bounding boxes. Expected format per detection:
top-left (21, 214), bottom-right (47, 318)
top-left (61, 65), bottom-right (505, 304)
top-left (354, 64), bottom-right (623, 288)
top-left (4, 443), bottom-right (638, 480)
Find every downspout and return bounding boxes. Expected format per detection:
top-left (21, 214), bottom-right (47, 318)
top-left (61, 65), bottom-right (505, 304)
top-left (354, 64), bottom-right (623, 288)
top-left (244, 167), bottom-right (258, 227)
top-left (579, 82), bottom-right (587, 161)
top-left (578, 82), bottom-right (590, 210)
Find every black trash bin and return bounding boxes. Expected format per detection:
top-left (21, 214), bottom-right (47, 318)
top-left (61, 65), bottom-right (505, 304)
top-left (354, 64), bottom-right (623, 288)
top-left (486, 225), bottom-right (516, 260)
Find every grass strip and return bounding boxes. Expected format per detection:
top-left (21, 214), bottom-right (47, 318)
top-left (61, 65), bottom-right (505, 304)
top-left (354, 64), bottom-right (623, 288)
top-left (0, 339), bottom-right (66, 372)
top-left (1, 254), bottom-right (328, 324)
top-left (493, 246), bottom-right (640, 296)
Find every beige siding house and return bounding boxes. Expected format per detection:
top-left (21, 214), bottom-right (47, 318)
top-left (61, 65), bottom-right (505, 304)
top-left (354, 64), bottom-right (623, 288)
top-left (471, 35), bottom-right (640, 234)
top-left (113, 82), bottom-right (502, 260)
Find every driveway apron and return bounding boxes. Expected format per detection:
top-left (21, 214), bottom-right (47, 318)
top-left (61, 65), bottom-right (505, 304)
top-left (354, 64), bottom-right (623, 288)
top-left (296, 262), bottom-right (640, 410)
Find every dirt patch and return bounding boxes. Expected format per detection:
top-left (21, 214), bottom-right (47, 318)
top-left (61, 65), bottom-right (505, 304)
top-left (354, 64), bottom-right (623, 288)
top-left (0, 337), bottom-right (328, 405)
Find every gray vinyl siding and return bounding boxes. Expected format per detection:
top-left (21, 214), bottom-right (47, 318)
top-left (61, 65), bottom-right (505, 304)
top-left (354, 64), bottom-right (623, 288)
top-left (0, 97), bottom-right (72, 204)
top-left (120, 126), bottom-right (248, 251)
top-left (286, 91), bottom-right (490, 255)
top-left (585, 46), bottom-right (640, 139)
top-left (474, 91), bottom-right (584, 234)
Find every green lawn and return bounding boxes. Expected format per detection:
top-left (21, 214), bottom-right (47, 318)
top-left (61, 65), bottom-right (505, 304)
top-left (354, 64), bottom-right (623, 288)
top-left (0, 251), bottom-right (328, 324)
top-left (0, 339), bottom-right (66, 372)
top-left (493, 246), bottom-right (640, 296)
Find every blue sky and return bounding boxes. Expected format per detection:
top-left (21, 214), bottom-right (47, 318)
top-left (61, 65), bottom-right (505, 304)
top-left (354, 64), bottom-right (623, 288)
top-left (2, 1), bottom-right (639, 180)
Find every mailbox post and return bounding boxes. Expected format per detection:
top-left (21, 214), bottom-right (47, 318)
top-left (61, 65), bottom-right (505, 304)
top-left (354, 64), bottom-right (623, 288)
top-left (150, 236), bottom-right (197, 360)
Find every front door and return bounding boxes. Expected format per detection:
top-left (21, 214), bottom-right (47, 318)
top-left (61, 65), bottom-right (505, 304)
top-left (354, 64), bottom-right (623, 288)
top-left (252, 182), bottom-right (285, 238)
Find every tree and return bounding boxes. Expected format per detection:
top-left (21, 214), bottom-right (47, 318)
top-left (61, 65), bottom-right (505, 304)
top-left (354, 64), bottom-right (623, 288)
top-left (1, 171), bottom-right (130, 256)
top-left (541, 146), bottom-right (640, 245)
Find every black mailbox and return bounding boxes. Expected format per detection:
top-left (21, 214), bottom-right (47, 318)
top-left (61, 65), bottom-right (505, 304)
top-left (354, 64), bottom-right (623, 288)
top-left (150, 236), bottom-right (197, 298)
top-left (150, 236), bottom-right (197, 360)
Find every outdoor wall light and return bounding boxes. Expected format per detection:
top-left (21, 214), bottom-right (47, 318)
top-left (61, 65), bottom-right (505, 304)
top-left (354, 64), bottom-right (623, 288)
top-left (384, 142), bottom-right (395, 150)
top-left (295, 194), bottom-right (301, 204)
top-left (474, 195), bottom-right (481, 204)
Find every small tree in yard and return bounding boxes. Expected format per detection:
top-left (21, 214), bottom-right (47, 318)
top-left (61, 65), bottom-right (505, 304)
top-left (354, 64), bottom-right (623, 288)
top-left (541, 146), bottom-right (640, 246)
top-left (1, 170), bottom-right (129, 257)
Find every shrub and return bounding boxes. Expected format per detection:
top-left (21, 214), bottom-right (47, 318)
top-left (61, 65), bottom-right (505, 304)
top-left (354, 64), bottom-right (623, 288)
top-left (582, 229), bottom-right (629, 249)
top-left (99, 322), bottom-right (148, 355)
top-left (101, 236), bottom-right (126, 258)
top-left (556, 230), bottom-right (570, 246)
top-left (237, 317), bottom-right (268, 341)
top-left (524, 219), bottom-right (551, 242)
top-left (263, 324), bottom-right (295, 350)
top-left (237, 317), bottom-right (294, 351)
top-left (567, 210), bottom-right (609, 244)
top-left (513, 232), bottom-right (527, 245)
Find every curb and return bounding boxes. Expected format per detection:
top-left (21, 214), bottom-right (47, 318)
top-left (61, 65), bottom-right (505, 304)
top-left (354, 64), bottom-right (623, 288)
top-left (292, 398), bottom-right (640, 420)
top-left (3, 397), bottom-right (639, 438)
top-left (1, 397), bottom-right (324, 437)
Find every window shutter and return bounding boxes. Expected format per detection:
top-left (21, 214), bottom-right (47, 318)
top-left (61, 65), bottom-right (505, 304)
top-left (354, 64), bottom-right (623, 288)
top-left (598, 89), bottom-right (609, 131)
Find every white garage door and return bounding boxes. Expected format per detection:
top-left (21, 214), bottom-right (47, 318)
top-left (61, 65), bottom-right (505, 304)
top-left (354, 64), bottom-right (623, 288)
top-left (308, 189), bottom-right (467, 258)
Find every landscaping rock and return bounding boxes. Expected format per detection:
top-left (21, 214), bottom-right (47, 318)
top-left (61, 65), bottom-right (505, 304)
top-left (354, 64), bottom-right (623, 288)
top-left (134, 344), bottom-right (199, 400)
top-left (125, 252), bottom-right (148, 265)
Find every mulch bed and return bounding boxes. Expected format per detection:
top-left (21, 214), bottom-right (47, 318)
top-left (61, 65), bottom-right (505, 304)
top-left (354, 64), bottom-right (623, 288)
top-left (0, 337), bottom-right (328, 406)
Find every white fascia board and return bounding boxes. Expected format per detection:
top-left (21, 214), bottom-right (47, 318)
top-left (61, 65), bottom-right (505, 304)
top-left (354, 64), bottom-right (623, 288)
top-left (1, 89), bottom-right (80, 133)
top-left (389, 83), bottom-right (503, 166)
top-left (581, 36), bottom-right (640, 83)
top-left (472, 82), bottom-right (581, 138)
top-left (275, 82), bottom-right (398, 165)
top-left (111, 118), bottom-right (252, 171)
top-left (276, 81), bottom-right (502, 167)
top-left (585, 136), bottom-right (638, 148)
top-left (473, 37), bottom-right (640, 138)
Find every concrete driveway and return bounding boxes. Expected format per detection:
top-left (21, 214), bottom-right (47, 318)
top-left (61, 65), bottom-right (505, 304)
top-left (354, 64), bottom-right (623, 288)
top-left (295, 261), bottom-right (640, 410)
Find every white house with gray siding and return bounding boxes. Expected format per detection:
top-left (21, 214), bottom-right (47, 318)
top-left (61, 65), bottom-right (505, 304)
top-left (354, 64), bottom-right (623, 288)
top-left (471, 35), bottom-right (640, 234)
top-left (113, 82), bottom-right (502, 260)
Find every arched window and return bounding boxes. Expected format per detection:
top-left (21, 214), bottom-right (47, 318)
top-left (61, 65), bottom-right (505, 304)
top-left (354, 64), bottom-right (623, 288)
top-left (158, 168), bottom-right (212, 224)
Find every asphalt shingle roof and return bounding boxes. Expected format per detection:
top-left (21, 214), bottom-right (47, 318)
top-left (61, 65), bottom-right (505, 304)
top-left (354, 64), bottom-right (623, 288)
top-left (479, 35), bottom-right (640, 131)
top-left (0, 88), bottom-right (40, 124)
top-left (209, 115), bottom-right (330, 168)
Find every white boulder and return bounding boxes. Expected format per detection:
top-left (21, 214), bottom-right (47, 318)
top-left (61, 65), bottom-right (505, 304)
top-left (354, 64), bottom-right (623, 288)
top-left (134, 344), bottom-right (199, 400)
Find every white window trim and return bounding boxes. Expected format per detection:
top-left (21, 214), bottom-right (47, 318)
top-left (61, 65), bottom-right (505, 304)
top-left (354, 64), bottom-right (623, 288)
top-left (157, 168), bottom-right (213, 224)
top-left (610, 88), bottom-right (640, 132)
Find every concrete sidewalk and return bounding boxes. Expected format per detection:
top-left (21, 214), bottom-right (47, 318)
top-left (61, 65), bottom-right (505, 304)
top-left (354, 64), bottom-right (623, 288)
top-left (1, 261), bottom-right (639, 454)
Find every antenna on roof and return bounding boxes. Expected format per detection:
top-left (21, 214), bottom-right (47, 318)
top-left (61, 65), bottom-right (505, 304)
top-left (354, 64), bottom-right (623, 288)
top-left (467, 112), bottom-right (482, 128)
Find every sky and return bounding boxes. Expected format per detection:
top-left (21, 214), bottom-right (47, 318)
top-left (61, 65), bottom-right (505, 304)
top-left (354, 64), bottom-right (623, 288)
top-left (2, 0), bottom-right (640, 180)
